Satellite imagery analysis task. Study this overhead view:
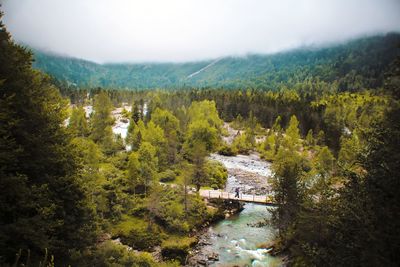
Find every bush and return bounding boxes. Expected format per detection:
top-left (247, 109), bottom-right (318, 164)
top-left (158, 169), bottom-right (177, 183)
top-left (161, 236), bottom-right (196, 264)
top-left (123, 226), bottom-right (163, 250)
top-left (232, 132), bottom-right (253, 154)
top-left (211, 184), bottom-right (219, 190)
top-left (71, 240), bottom-right (158, 267)
top-left (205, 160), bottom-right (228, 189)
top-left (148, 187), bottom-right (209, 232)
top-left (111, 216), bottom-right (163, 250)
top-left (206, 206), bottom-right (225, 222)
top-left (218, 145), bottom-right (237, 156)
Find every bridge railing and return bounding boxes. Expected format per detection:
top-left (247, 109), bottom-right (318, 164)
top-left (200, 189), bottom-right (274, 204)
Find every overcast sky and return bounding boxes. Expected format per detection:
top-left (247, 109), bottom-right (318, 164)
top-left (1, 0), bottom-right (400, 63)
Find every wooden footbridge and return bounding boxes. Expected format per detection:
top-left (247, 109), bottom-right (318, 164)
top-left (199, 189), bottom-right (277, 206)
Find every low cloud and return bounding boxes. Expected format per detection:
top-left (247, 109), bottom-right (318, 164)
top-left (2, 0), bottom-right (400, 63)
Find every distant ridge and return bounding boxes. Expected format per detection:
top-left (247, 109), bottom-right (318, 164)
top-left (32, 33), bottom-right (400, 90)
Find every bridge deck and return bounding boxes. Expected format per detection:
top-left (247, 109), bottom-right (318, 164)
top-left (199, 190), bottom-right (276, 205)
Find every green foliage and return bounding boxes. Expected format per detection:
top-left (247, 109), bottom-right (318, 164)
top-left (282, 115), bottom-right (301, 150)
top-left (127, 151), bottom-right (141, 193)
top-left (128, 142), bottom-right (158, 195)
top-left (0, 16), bottom-right (97, 264)
top-left (272, 146), bottom-right (307, 238)
top-left (205, 160), bottom-right (228, 189)
top-left (187, 100), bottom-right (223, 130)
top-left (260, 133), bottom-right (278, 161)
top-left (187, 140), bottom-right (208, 191)
top-left (112, 216), bottom-right (163, 250)
top-left (161, 236), bottom-right (196, 264)
top-left (232, 131), bottom-right (253, 154)
top-left (231, 114), bottom-right (245, 129)
top-left (68, 105), bottom-right (89, 137)
top-left (158, 169), bottom-right (177, 183)
top-left (181, 101), bottom-right (223, 190)
top-left (77, 240), bottom-right (159, 267)
top-left (147, 186), bottom-right (208, 233)
top-left (91, 92), bottom-right (114, 142)
top-left (151, 108), bottom-right (180, 165)
top-left (312, 91), bottom-right (388, 150)
top-left (218, 144), bottom-right (238, 156)
top-left (127, 120), bottom-right (142, 151)
top-left (184, 120), bottom-right (219, 153)
top-left (338, 130), bottom-right (362, 171)
top-left (315, 146), bottom-right (335, 178)
top-left (144, 121), bottom-right (168, 169)
top-left (305, 129), bottom-right (315, 147)
top-left (71, 137), bottom-right (103, 169)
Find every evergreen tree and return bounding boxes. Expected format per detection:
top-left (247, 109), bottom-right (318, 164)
top-left (127, 152), bottom-right (141, 195)
top-left (90, 91), bottom-right (115, 151)
top-left (0, 15), bottom-right (96, 264)
top-left (315, 146), bottom-right (335, 179)
top-left (305, 129), bottom-right (314, 147)
top-left (272, 147), bottom-right (305, 239)
top-left (131, 101), bottom-right (141, 124)
top-left (137, 142), bottom-right (158, 195)
top-left (189, 141), bottom-right (207, 191)
top-left (283, 115), bottom-right (301, 149)
top-left (68, 105), bottom-right (89, 137)
top-left (151, 108), bottom-right (180, 165)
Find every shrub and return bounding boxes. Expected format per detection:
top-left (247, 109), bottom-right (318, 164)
top-left (123, 225), bottom-right (163, 250)
top-left (218, 145), bottom-right (237, 156)
top-left (111, 216), bottom-right (163, 250)
top-left (161, 236), bottom-right (196, 264)
top-left (158, 169), bottom-right (177, 183)
top-left (72, 240), bottom-right (158, 267)
top-left (232, 132), bottom-right (253, 154)
top-left (148, 187), bottom-right (209, 232)
top-left (205, 160), bottom-right (228, 189)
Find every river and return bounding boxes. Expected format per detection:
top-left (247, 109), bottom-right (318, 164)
top-left (189, 153), bottom-right (282, 267)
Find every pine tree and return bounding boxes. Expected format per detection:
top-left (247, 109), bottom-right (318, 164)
top-left (131, 101), bottom-right (141, 124)
top-left (136, 142), bottom-right (158, 195)
top-left (305, 129), bottom-right (314, 147)
top-left (189, 141), bottom-right (207, 191)
top-left (283, 115), bottom-right (301, 150)
top-left (68, 105), bottom-right (89, 137)
top-left (0, 14), bottom-right (96, 264)
top-left (90, 91), bottom-right (115, 151)
top-left (272, 146), bottom-right (305, 239)
top-left (127, 152), bottom-right (141, 195)
top-left (151, 108), bottom-right (180, 165)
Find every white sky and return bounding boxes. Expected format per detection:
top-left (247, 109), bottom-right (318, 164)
top-left (2, 0), bottom-right (400, 63)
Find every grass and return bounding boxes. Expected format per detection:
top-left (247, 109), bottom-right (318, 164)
top-left (200, 186), bottom-right (214, 190)
top-left (161, 235), bottom-right (197, 250)
top-left (110, 214), bottom-right (148, 237)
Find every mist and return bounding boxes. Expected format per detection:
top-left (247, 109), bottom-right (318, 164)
top-left (2, 0), bottom-right (400, 63)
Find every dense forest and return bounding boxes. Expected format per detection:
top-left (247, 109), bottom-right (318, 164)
top-left (1, 10), bottom-right (400, 267)
top-left (33, 33), bottom-right (400, 90)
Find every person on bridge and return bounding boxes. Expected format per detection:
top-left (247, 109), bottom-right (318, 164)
top-left (235, 187), bottom-right (240, 198)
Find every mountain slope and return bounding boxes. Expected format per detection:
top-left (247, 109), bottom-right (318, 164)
top-left (32, 33), bottom-right (400, 90)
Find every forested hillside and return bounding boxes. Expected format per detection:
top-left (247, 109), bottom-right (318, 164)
top-left (33, 33), bottom-right (400, 90)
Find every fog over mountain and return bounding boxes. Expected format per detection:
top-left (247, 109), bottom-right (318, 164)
top-left (31, 34), bottom-right (400, 90)
top-left (2, 0), bottom-right (400, 63)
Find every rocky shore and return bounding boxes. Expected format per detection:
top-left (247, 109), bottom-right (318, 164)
top-left (186, 200), bottom-right (244, 266)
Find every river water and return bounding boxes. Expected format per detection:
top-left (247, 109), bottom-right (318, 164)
top-left (190, 153), bottom-right (282, 267)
